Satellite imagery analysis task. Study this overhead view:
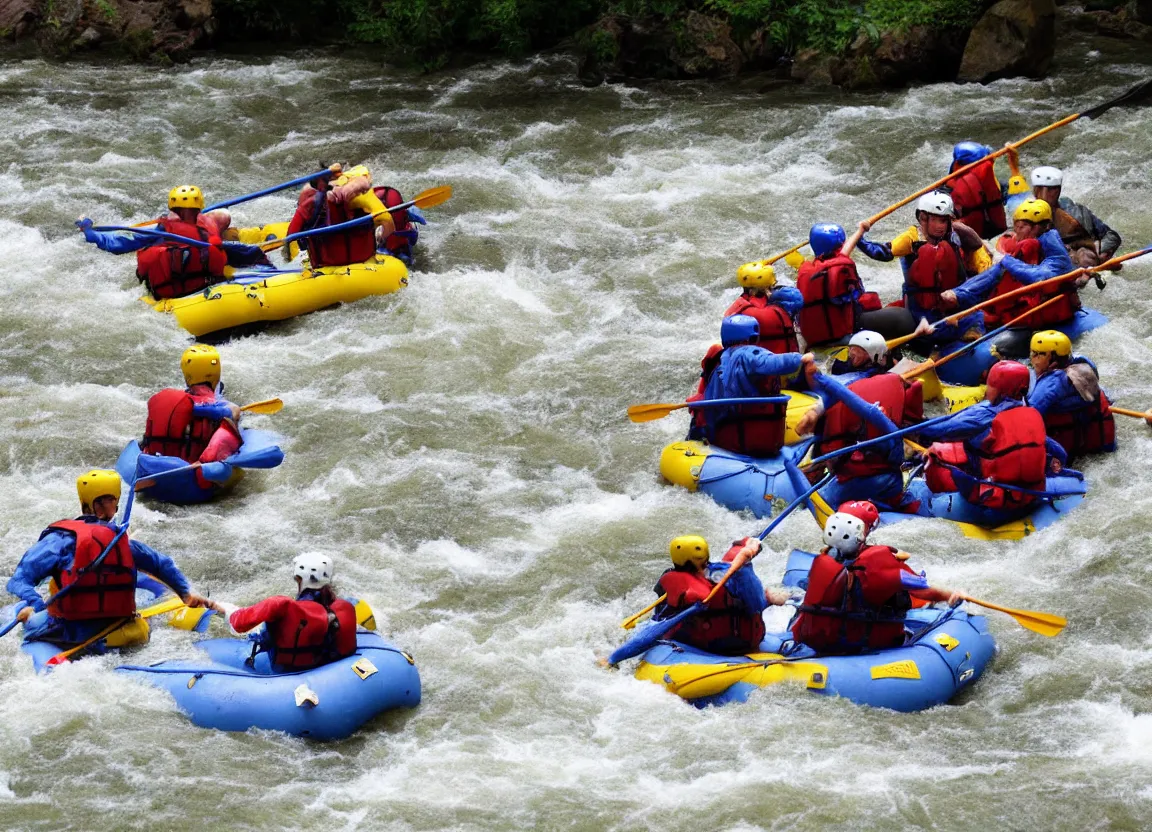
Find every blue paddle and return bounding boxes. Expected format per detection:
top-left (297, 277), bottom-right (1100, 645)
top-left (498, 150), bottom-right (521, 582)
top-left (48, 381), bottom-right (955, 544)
top-left (608, 471), bottom-right (835, 666)
top-left (88, 226), bottom-right (213, 247)
top-left (204, 169), bottom-right (335, 212)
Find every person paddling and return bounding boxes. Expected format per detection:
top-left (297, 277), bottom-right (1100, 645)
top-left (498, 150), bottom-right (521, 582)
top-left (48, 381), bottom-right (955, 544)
top-left (789, 501), bottom-right (960, 655)
top-left (1031, 166), bottom-right (1122, 269)
top-left (76, 185), bottom-right (271, 298)
top-left (216, 553), bottom-right (359, 671)
top-left (143, 345), bottom-right (243, 489)
top-left (285, 164), bottom-right (396, 267)
top-left (1027, 330), bottom-right (1116, 462)
top-left (652, 536), bottom-right (787, 656)
top-left (724, 260), bottom-right (802, 355)
top-left (7, 470), bottom-right (216, 649)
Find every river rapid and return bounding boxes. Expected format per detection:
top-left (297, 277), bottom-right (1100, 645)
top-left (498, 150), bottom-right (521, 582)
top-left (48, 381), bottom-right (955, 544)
top-left (1, 36), bottom-right (1151, 831)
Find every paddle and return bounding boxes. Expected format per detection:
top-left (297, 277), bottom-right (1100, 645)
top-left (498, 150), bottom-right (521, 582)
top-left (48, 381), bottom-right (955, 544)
top-left (860, 79), bottom-right (1152, 229)
top-left (43, 595), bottom-right (190, 667)
top-left (259, 185), bottom-right (453, 253)
top-left (803, 410), bottom-right (960, 469)
top-left (900, 295), bottom-right (1066, 381)
top-left (958, 595), bottom-right (1067, 637)
top-left (240, 397), bottom-right (283, 415)
top-left (627, 396), bottom-right (791, 424)
top-left (134, 438), bottom-right (284, 491)
top-left (1110, 407), bottom-right (1152, 421)
top-left (610, 472), bottom-right (835, 652)
top-left (89, 226), bottom-right (212, 248)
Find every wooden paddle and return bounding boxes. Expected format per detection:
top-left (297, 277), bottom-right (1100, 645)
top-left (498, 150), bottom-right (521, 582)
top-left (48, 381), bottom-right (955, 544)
top-left (1110, 407), bottom-right (1152, 421)
top-left (627, 395), bottom-right (791, 424)
top-left (900, 295), bottom-right (1066, 381)
top-left (43, 596), bottom-right (189, 666)
top-left (259, 185), bottom-right (453, 253)
top-left (240, 397), bottom-right (283, 415)
top-left (861, 78), bottom-right (1152, 229)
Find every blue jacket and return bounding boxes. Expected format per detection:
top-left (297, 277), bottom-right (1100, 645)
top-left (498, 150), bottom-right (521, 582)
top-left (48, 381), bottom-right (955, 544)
top-left (7, 519), bottom-right (192, 611)
top-left (702, 346), bottom-right (801, 435)
top-left (704, 560), bottom-right (766, 615)
top-left (1029, 358), bottom-right (1098, 417)
top-left (954, 229), bottom-right (1074, 307)
top-left (79, 221), bottom-right (268, 267)
top-left (915, 398), bottom-right (1067, 465)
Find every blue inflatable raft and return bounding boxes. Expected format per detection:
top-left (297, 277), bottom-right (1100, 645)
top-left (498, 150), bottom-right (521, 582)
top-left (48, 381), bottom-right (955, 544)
top-left (115, 631), bottom-right (421, 741)
top-left (633, 550), bottom-right (995, 712)
top-left (116, 427), bottom-right (285, 505)
top-left (933, 308), bottom-right (1107, 387)
top-left (660, 437), bottom-right (1086, 541)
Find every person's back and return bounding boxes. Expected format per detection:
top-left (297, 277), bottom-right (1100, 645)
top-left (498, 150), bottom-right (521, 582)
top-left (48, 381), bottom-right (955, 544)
top-left (288, 165), bottom-right (394, 268)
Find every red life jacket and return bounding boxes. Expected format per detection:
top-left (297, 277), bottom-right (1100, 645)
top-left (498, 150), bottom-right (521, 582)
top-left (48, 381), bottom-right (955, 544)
top-left (924, 441), bottom-right (967, 494)
top-left (796, 254), bottom-right (863, 345)
top-left (949, 161), bottom-right (1007, 238)
top-left (725, 296), bottom-right (799, 355)
top-left (968, 406), bottom-right (1048, 510)
top-left (656, 569), bottom-right (765, 656)
top-left (135, 217), bottom-right (227, 299)
top-left (790, 546), bottom-right (910, 653)
top-left (903, 239), bottom-right (965, 313)
top-left (815, 374), bottom-right (911, 479)
top-left (373, 185), bottom-right (414, 255)
top-left (984, 237), bottom-right (1079, 327)
top-left (270, 597), bottom-right (358, 669)
top-left (688, 344), bottom-right (725, 435)
top-left (43, 520), bottom-right (136, 620)
top-left (303, 190), bottom-right (377, 268)
top-left (1043, 389), bottom-right (1116, 460)
top-left (142, 388), bottom-right (218, 462)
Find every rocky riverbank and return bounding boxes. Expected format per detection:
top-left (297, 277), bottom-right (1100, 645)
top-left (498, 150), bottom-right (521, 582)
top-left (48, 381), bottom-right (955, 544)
top-left (0, 0), bottom-right (1149, 81)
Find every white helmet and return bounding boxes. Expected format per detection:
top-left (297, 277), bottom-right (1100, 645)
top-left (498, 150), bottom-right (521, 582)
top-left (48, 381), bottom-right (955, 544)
top-left (823, 512), bottom-right (867, 556)
top-left (848, 330), bottom-right (888, 366)
top-left (916, 192), bottom-right (954, 218)
top-left (294, 552), bottom-right (334, 590)
top-left (1031, 166), bottom-right (1064, 188)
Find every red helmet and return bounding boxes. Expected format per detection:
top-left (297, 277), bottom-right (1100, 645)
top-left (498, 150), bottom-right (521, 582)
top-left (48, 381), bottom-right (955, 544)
top-left (986, 360), bottom-right (1030, 401)
top-left (836, 500), bottom-right (879, 537)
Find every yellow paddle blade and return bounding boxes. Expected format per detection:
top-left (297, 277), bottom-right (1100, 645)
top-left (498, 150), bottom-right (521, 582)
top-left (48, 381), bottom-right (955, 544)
top-left (963, 596), bottom-right (1067, 637)
top-left (139, 596), bottom-right (188, 618)
top-left (627, 402), bottom-right (686, 423)
top-left (409, 185), bottom-right (453, 210)
top-left (166, 606), bottom-right (215, 631)
top-left (808, 488), bottom-right (835, 530)
top-left (240, 397), bottom-right (284, 415)
top-left (783, 251), bottom-right (805, 269)
top-left (355, 599), bottom-right (377, 631)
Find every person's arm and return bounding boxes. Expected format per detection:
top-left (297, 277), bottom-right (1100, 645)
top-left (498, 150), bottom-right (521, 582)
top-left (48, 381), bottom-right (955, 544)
top-left (221, 241), bottom-right (271, 268)
top-left (842, 221), bottom-right (869, 257)
top-left (998, 236), bottom-right (1075, 285)
top-left (227, 595), bottom-right (293, 633)
top-left (915, 404), bottom-right (992, 443)
top-left (1076, 203), bottom-right (1122, 259)
top-left (75, 218), bottom-right (153, 254)
top-left (191, 400), bottom-right (236, 421)
top-left (1026, 374), bottom-right (1060, 416)
top-left (856, 237), bottom-right (894, 262)
top-left (6, 533), bottom-right (72, 610)
top-left (953, 221), bottom-right (983, 251)
top-left (127, 539), bottom-right (208, 606)
top-left (951, 262), bottom-right (1002, 307)
top-left (909, 585), bottom-right (962, 605)
top-left (746, 348), bottom-right (804, 379)
top-left (1045, 436), bottom-right (1067, 471)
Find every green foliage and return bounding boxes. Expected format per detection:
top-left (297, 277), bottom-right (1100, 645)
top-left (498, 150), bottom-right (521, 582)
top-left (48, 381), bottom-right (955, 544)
top-left (92, 0), bottom-right (118, 22)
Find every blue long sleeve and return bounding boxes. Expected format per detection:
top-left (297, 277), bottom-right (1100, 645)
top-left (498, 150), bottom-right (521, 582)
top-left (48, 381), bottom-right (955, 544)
top-left (192, 400), bottom-right (233, 420)
top-left (81, 226), bottom-right (153, 255)
top-left (6, 532), bottom-right (73, 610)
top-left (769, 285), bottom-right (803, 317)
top-left (706, 561), bottom-right (767, 614)
top-left (998, 230), bottom-right (1075, 284)
top-left (128, 540), bottom-right (191, 598)
top-left (1028, 371), bottom-right (1075, 416)
top-left (915, 400), bottom-right (998, 442)
top-left (813, 373), bottom-right (902, 466)
top-left (857, 237), bottom-right (893, 262)
top-left (953, 263), bottom-right (1002, 307)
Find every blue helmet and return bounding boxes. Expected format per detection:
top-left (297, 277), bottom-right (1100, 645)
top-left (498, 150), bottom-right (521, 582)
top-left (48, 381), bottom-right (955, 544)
top-left (721, 314), bottom-right (759, 347)
top-left (809, 223), bottom-right (846, 258)
top-left (952, 141), bottom-right (992, 168)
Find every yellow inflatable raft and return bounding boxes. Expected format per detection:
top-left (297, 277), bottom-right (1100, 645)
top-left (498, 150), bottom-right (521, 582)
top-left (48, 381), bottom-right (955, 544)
top-left (142, 223), bottom-right (409, 338)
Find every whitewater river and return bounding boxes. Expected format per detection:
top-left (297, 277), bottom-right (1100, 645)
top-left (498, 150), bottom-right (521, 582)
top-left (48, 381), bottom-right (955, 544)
top-left (1, 34), bottom-right (1151, 830)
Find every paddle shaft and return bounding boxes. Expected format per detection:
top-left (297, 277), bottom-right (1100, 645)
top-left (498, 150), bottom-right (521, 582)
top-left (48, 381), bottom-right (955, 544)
top-left (805, 410), bottom-right (959, 468)
top-left (90, 226), bottom-right (212, 247)
top-left (767, 241), bottom-right (808, 265)
top-left (1110, 407), bottom-right (1151, 419)
top-left (206, 169), bottom-right (334, 212)
top-left (900, 294), bottom-right (1066, 381)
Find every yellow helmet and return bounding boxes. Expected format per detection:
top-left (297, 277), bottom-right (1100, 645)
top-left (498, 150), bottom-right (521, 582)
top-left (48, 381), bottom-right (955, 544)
top-left (181, 344), bottom-right (221, 388)
top-left (1013, 198), bottom-right (1052, 224)
top-left (669, 535), bottom-right (710, 567)
top-left (168, 185), bottom-right (205, 211)
top-left (77, 469), bottom-right (121, 513)
top-left (736, 260), bottom-right (777, 290)
top-left (1030, 330), bottom-right (1072, 357)
top-left (1006, 174), bottom-right (1030, 196)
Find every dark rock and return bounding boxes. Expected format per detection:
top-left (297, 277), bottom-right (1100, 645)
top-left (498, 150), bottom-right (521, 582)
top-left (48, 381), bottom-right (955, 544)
top-left (577, 12), bottom-right (745, 84)
top-left (1138, 0), bottom-right (1152, 24)
top-left (958, 0), bottom-right (1056, 83)
top-left (0, 0), bottom-right (39, 38)
top-left (792, 25), bottom-right (967, 90)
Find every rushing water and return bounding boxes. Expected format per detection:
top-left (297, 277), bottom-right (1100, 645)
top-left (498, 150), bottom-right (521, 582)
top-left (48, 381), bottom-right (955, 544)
top-left (1, 35), bottom-right (1151, 830)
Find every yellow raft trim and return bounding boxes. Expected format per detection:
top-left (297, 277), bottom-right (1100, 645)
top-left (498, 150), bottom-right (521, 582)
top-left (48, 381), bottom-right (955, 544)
top-left (636, 651), bottom-right (829, 700)
top-left (142, 223), bottom-right (408, 337)
top-left (870, 659), bottom-right (921, 681)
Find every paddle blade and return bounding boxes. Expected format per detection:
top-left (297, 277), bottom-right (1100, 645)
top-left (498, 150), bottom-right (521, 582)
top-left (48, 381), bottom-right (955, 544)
top-left (1080, 78), bottom-right (1152, 119)
top-left (240, 398), bottom-right (284, 415)
top-left (783, 251), bottom-right (805, 269)
top-left (627, 402), bottom-right (684, 423)
top-left (963, 596), bottom-right (1068, 637)
top-left (663, 661), bottom-right (761, 698)
top-left (411, 185), bottom-right (453, 210)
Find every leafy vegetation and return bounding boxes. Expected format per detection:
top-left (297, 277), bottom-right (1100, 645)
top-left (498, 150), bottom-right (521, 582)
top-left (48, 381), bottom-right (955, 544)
top-left (212, 0), bottom-right (981, 66)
